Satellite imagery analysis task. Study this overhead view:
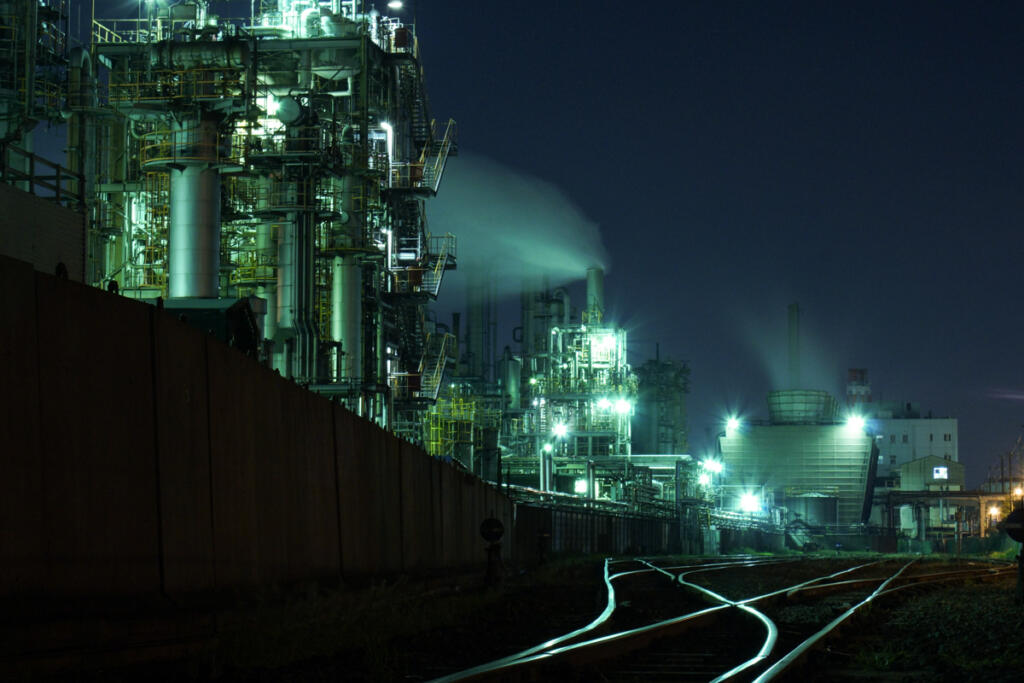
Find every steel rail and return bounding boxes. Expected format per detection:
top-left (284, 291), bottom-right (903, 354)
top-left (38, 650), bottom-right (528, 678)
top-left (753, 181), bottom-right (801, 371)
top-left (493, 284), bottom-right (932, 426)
top-left (753, 559), bottom-right (918, 682)
top-left (432, 556), bottom-right (768, 682)
top-left (432, 557), bottom-right (912, 682)
top-left (429, 557), bottom-right (618, 683)
top-left (709, 560), bottom-right (885, 681)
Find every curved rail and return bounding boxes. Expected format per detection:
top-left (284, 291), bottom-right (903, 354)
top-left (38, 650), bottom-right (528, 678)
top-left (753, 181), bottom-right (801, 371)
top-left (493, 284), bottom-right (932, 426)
top-left (431, 557), bottom-right (1014, 682)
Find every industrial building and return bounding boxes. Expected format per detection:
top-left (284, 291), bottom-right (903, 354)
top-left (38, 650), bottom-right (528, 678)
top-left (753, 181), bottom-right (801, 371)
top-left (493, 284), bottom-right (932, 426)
top-left (718, 306), bottom-right (876, 529)
top-left (847, 370), bottom-right (960, 482)
top-left (3, 0), bottom-right (460, 431)
top-left (718, 390), bottom-right (876, 527)
top-left (0, 0), bottom-right (688, 516)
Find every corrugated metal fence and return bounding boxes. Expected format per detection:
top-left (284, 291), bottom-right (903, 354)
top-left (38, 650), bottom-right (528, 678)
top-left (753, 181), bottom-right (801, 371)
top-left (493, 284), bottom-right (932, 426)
top-left (0, 254), bottom-right (679, 601)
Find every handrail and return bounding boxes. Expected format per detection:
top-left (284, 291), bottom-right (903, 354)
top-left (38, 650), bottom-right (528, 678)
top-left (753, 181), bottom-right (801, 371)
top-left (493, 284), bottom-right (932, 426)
top-left (0, 143), bottom-right (84, 206)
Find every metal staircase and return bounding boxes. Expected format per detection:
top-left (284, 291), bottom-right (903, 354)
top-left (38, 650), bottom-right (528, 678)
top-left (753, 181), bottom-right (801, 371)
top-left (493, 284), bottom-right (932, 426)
top-left (418, 332), bottom-right (453, 401)
top-left (420, 233), bottom-right (456, 297)
top-left (419, 119), bottom-right (456, 194)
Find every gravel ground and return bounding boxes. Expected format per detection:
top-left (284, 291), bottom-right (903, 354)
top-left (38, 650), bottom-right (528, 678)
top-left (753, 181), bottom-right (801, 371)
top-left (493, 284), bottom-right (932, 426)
top-left (811, 571), bottom-right (1024, 682)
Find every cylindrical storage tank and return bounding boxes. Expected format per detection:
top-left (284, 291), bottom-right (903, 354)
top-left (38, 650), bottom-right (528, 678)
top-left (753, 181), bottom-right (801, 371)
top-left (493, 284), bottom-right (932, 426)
top-left (586, 266), bottom-right (604, 319)
top-left (767, 389), bottom-right (838, 424)
top-left (332, 254), bottom-right (362, 382)
top-left (498, 347), bottom-right (521, 411)
top-left (168, 165), bottom-right (221, 297)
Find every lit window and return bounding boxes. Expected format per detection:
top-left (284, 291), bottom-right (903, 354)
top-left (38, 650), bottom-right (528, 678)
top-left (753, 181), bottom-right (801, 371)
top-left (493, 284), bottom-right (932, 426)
top-left (878, 454), bottom-right (884, 464)
top-left (933, 466), bottom-right (949, 480)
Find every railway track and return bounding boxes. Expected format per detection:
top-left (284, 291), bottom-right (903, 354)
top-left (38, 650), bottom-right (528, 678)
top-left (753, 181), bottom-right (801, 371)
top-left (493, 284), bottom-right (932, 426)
top-left (433, 556), bottom-right (1015, 682)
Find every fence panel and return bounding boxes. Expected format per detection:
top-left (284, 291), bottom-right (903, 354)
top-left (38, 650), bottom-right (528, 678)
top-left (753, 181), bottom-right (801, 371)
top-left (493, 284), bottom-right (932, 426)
top-left (35, 277), bottom-right (160, 595)
top-left (153, 314), bottom-right (214, 593)
top-left (0, 257), bottom-right (42, 594)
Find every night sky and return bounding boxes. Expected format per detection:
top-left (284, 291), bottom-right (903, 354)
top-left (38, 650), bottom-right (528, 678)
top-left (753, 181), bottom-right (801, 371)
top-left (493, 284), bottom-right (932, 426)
top-left (413, 1), bottom-right (1024, 485)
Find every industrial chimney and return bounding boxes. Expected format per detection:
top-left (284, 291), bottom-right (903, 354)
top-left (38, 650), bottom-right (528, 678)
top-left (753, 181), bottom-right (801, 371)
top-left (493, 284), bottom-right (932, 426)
top-left (788, 302), bottom-right (800, 390)
top-left (586, 266), bottom-right (604, 321)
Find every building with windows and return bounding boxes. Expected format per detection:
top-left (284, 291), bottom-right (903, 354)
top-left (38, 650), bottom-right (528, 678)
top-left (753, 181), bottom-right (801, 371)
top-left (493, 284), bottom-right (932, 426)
top-left (854, 399), bottom-right (959, 483)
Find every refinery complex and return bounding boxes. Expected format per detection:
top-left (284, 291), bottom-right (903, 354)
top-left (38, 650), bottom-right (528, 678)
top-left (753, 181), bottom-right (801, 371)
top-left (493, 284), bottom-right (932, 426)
top-left (1, 0), bottom-right (1019, 555)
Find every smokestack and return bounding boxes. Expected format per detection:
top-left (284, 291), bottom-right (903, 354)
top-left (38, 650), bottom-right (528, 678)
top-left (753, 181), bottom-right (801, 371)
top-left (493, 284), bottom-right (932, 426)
top-left (586, 266), bottom-right (604, 321)
top-left (467, 274), bottom-right (485, 379)
top-left (788, 302), bottom-right (800, 389)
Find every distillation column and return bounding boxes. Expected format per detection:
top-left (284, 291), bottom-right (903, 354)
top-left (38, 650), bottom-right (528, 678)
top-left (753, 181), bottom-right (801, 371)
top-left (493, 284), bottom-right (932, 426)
top-left (167, 117), bottom-right (222, 298)
top-left (331, 254), bottom-right (362, 383)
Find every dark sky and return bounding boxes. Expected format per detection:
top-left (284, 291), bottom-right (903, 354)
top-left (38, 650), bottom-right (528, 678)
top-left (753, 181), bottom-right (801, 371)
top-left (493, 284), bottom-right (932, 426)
top-left (412, 0), bottom-right (1024, 485)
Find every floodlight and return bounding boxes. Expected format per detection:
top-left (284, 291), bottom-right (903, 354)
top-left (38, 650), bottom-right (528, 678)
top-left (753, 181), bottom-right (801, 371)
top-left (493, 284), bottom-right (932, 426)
top-left (846, 415), bottom-right (866, 431)
top-left (726, 417), bottom-right (740, 434)
top-left (553, 423), bottom-right (568, 438)
top-left (574, 479), bottom-right (588, 494)
top-left (739, 493), bottom-right (759, 513)
top-left (703, 459), bottom-right (723, 474)
top-left (387, 1), bottom-right (404, 9)
top-left (542, 443), bottom-right (553, 453)
top-left (698, 473), bottom-right (711, 486)
top-left (614, 398), bottom-right (631, 414)
top-left (989, 506), bottom-right (1000, 518)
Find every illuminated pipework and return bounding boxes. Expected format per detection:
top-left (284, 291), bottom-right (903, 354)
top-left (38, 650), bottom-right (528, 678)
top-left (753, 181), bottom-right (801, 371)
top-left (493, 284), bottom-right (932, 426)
top-left (81, 1), bottom-right (456, 421)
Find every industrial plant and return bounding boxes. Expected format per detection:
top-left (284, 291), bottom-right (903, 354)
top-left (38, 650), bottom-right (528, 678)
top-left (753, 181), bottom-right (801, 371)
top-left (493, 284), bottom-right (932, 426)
top-left (0, 0), bottom-right (1016, 573)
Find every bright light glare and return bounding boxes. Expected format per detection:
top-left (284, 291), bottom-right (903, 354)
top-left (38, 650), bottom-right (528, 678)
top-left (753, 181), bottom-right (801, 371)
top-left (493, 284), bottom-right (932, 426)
top-left (529, 377), bottom-right (537, 385)
top-left (542, 443), bottom-right (553, 453)
top-left (596, 397), bottom-right (612, 411)
top-left (989, 506), bottom-right (1001, 518)
top-left (379, 121), bottom-right (394, 159)
top-left (739, 493), bottom-right (759, 513)
top-left (553, 423), bottom-right (568, 438)
top-left (592, 334), bottom-right (616, 354)
top-left (574, 479), bottom-right (588, 494)
top-left (614, 399), bottom-right (632, 414)
top-left (265, 94), bottom-right (279, 117)
top-left (846, 415), bottom-right (866, 431)
top-left (1016, 487), bottom-right (1023, 497)
top-left (726, 417), bottom-right (740, 433)
top-left (387, 1), bottom-right (404, 9)
top-left (698, 473), bottom-right (711, 486)
top-left (703, 459), bottom-right (723, 474)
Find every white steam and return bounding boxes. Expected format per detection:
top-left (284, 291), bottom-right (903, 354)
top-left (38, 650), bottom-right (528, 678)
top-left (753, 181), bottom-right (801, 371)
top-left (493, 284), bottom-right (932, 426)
top-left (430, 154), bottom-right (608, 298)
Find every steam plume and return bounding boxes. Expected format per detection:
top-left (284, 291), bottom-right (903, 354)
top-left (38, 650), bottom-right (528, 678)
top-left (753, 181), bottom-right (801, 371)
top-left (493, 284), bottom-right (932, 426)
top-left (430, 154), bottom-right (608, 298)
